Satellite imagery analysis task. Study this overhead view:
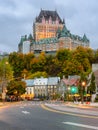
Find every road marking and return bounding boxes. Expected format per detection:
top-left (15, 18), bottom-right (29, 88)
top-left (62, 122), bottom-right (98, 130)
top-left (22, 111), bottom-right (30, 114)
top-left (41, 104), bottom-right (98, 119)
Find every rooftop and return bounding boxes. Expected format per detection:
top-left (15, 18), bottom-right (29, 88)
top-left (36, 9), bottom-right (64, 24)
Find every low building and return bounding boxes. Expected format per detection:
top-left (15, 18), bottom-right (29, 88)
top-left (47, 77), bottom-right (60, 98)
top-left (59, 75), bottom-right (80, 95)
top-left (92, 64), bottom-right (98, 94)
top-left (23, 77), bottom-right (60, 99)
top-left (21, 79), bottom-right (35, 99)
top-left (33, 77), bottom-right (48, 97)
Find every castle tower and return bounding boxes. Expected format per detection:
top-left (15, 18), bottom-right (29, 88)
top-left (33, 9), bottom-right (64, 41)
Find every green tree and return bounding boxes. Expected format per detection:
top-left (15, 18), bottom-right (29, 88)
top-left (78, 72), bottom-right (88, 103)
top-left (23, 53), bottom-right (35, 71)
top-left (30, 52), bottom-right (46, 73)
top-left (56, 49), bottom-right (71, 62)
top-left (44, 55), bottom-right (60, 76)
top-left (94, 49), bottom-right (98, 63)
top-left (7, 80), bottom-right (26, 96)
top-left (62, 59), bottom-right (83, 77)
top-left (86, 48), bottom-right (95, 64)
top-left (72, 46), bottom-right (91, 74)
top-left (27, 71), bottom-right (48, 79)
top-left (0, 58), bottom-right (13, 88)
top-left (87, 72), bottom-right (96, 94)
top-left (9, 52), bottom-right (24, 78)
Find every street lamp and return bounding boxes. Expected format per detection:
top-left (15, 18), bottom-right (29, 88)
top-left (81, 81), bottom-right (86, 104)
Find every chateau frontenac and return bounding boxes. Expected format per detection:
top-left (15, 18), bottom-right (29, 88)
top-left (18, 9), bottom-right (90, 54)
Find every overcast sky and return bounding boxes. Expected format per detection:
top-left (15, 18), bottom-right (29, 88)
top-left (0, 0), bottom-right (98, 53)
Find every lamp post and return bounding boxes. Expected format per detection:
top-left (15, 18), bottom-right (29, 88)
top-left (81, 81), bottom-right (86, 104)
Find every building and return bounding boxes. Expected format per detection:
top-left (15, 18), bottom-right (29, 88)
top-left (22, 40), bottom-right (30, 54)
top-left (47, 77), bottom-right (60, 99)
top-left (18, 9), bottom-right (90, 54)
top-left (30, 25), bottom-right (89, 54)
top-left (23, 77), bottom-right (60, 99)
top-left (92, 64), bottom-right (98, 94)
top-left (33, 9), bottom-right (64, 41)
top-left (22, 79), bottom-right (35, 99)
top-left (58, 75), bottom-right (80, 99)
top-left (18, 34), bottom-right (34, 54)
top-left (33, 77), bottom-right (48, 97)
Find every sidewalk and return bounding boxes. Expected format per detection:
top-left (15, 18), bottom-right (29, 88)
top-left (0, 102), bottom-right (10, 107)
top-left (44, 101), bottom-right (98, 116)
top-left (0, 101), bottom-right (21, 107)
top-left (65, 101), bottom-right (98, 107)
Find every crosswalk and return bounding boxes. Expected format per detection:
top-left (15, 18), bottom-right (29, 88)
top-left (15, 101), bottom-right (65, 108)
top-left (15, 101), bottom-right (43, 107)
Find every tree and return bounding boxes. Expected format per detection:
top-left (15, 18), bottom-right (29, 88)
top-left (85, 48), bottom-right (95, 64)
top-left (56, 49), bottom-right (72, 62)
top-left (23, 53), bottom-right (35, 71)
top-left (44, 55), bottom-right (60, 76)
top-left (87, 72), bottom-right (96, 94)
top-left (94, 49), bottom-right (98, 63)
top-left (62, 59), bottom-right (83, 77)
top-left (72, 46), bottom-right (92, 74)
top-left (27, 71), bottom-right (48, 79)
top-left (78, 72), bottom-right (88, 103)
top-left (7, 80), bottom-right (26, 96)
top-left (8, 52), bottom-right (24, 78)
top-left (0, 58), bottom-right (13, 94)
top-left (0, 58), bottom-right (13, 82)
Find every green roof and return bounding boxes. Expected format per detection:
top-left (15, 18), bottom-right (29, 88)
top-left (18, 24), bottom-right (89, 48)
top-left (56, 25), bottom-right (89, 43)
top-left (83, 34), bottom-right (89, 42)
top-left (36, 37), bottom-right (59, 44)
top-left (58, 25), bottom-right (71, 38)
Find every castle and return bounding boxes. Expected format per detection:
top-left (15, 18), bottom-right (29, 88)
top-left (18, 9), bottom-right (90, 54)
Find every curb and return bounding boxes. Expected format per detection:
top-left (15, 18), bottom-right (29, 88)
top-left (41, 104), bottom-right (98, 118)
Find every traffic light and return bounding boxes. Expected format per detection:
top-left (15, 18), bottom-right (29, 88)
top-left (71, 86), bottom-right (78, 94)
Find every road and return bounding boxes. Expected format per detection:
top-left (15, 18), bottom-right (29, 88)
top-left (0, 101), bottom-right (98, 130)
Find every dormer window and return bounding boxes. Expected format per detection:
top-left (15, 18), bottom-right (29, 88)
top-left (49, 16), bottom-right (52, 24)
top-left (42, 16), bottom-right (45, 24)
top-left (56, 17), bottom-right (59, 24)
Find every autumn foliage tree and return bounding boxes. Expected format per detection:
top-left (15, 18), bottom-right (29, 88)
top-left (0, 58), bottom-right (13, 82)
top-left (8, 47), bottom-right (97, 79)
top-left (9, 52), bottom-right (24, 78)
top-left (7, 80), bottom-right (26, 96)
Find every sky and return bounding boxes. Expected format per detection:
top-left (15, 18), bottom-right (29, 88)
top-left (0, 0), bottom-right (98, 53)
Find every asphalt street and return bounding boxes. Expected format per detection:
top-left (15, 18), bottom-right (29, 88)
top-left (0, 101), bottom-right (98, 130)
